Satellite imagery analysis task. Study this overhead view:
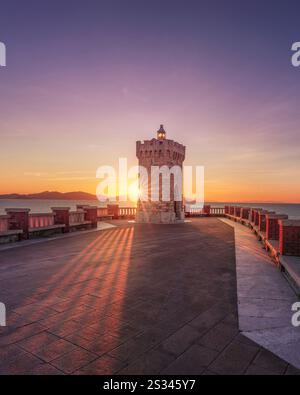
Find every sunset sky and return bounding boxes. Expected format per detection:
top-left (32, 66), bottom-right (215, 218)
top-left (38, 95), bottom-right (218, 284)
top-left (1, 0), bottom-right (300, 202)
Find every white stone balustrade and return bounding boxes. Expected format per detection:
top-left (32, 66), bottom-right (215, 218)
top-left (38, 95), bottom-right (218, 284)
top-left (119, 207), bottom-right (136, 217)
top-left (97, 207), bottom-right (108, 217)
top-left (29, 213), bottom-right (55, 229)
top-left (69, 210), bottom-right (85, 225)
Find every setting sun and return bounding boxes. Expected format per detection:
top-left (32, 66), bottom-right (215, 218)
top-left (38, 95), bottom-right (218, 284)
top-left (128, 183), bottom-right (140, 202)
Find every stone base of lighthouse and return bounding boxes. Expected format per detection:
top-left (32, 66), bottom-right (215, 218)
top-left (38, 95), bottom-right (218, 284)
top-left (136, 201), bottom-right (185, 224)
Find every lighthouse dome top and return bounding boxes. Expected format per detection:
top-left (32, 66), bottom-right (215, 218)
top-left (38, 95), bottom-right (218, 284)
top-left (157, 124), bottom-right (166, 140)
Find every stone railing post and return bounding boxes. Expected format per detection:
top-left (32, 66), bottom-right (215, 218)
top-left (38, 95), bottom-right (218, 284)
top-left (249, 208), bottom-right (259, 223)
top-left (51, 207), bottom-right (70, 233)
top-left (107, 204), bottom-right (119, 219)
top-left (84, 206), bottom-right (98, 228)
top-left (266, 214), bottom-right (288, 240)
top-left (279, 219), bottom-right (300, 256)
top-left (5, 208), bottom-right (30, 239)
top-left (258, 210), bottom-right (275, 232)
top-left (241, 207), bottom-right (250, 220)
top-left (224, 205), bottom-right (230, 214)
top-left (253, 209), bottom-right (263, 226)
top-left (234, 206), bottom-right (241, 217)
top-left (249, 208), bottom-right (255, 223)
top-left (203, 205), bottom-right (211, 216)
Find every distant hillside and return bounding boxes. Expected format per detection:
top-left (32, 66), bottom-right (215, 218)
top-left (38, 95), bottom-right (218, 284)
top-left (0, 191), bottom-right (97, 200)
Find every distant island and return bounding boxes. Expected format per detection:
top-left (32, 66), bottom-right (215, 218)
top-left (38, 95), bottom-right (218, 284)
top-left (0, 191), bottom-right (97, 200)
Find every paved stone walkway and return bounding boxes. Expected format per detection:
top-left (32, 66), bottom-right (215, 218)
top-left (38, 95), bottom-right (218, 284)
top-left (0, 219), bottom-right (299, 375)
top-left (221, 218), bottom-right (300, 369)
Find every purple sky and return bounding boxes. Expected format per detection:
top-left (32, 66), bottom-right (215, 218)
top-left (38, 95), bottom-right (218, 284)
top-left (0, 0), bottom-right (300, 201)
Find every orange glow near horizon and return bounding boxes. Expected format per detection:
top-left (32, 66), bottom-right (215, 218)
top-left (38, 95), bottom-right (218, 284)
top-left (2, 174), bottom-right (300, 204)
top-left (1, 132), bottom-right (300, 203)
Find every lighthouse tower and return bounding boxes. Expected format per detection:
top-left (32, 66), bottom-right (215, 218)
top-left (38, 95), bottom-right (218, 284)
top-left (136, 125), bottom-right (186, 223)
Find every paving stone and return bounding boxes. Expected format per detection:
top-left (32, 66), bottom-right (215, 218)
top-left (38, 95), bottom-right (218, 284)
top-left (160, 325), bottom-right (201, 357)
top-left (65, 333), bottom-right (124, 356)
top-left (38, 312), bottom-right (69, 328)
top-left (285, 365), bottom-right (300, 375)
top-left (209, 340), bottom-right (260, 375)
top-left (52, 298), bottom-right (95, 313)
top-left (197, 322), bottom-right (239, 352)
top-left (117, 349), bottom-right (175, 375)
top-left (26, 363), bottom-right (64, 375)
top-left (17, 331), bottom-right (59, 353)
top-left (12, 306), bottom-right (58, 322)
top-left (201, 369), bottom-right (218, 375)
top-left (161, 344), bottom-right (218, 374)
top-left (78, 319), bottom-right (140, 341)
top-left (76, 355), bottom-right (126, 375)
top-left (50, 348), bottom-right (98, 374)
top-left (188, 304), bottom-right (228, 334)
top-left (47, 319), bottom-right (86, 337)
top-left (107, 336), bottom-right (152, 363)
top-left (0, 323), bottom-right (46, 346)
top-left (245, 364), bottom-right (284, 375)
top-left (32, 338), bottom-right (78, 362)
top-left (0, 344), bottom-right (26, 366)
top-left (0, 351), bottom-right (43, 374)
top-left (234, 333), bottom-right (260, 348)
top-left (252, 349), bottom-right (287, 374)
top-left (5, 312), bottom-right (34, 329)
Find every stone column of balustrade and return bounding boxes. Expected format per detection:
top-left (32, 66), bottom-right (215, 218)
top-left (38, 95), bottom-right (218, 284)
top-left (51, 207), bottom-right (70, 233)
top-left (234, 206), bottom-right (241, 217)
top-left (5, 208), bottom-right (30, 239)
top-left (107, 204), bottom-right (119, 219)
top-left (83, 206), bottom-right (98, 228)
top-left (203, 205), bottom-right (211, 216)
top-left (258, 210), bottom-right (275, 232)
top-left (241, 207), bottom-right (250, 220)
top-left (266, 214), bottom-right (289, 241)
top-left (279, 219), bottom-right (300, 256)
top-left (253, 209), bottom-right (263, 226)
